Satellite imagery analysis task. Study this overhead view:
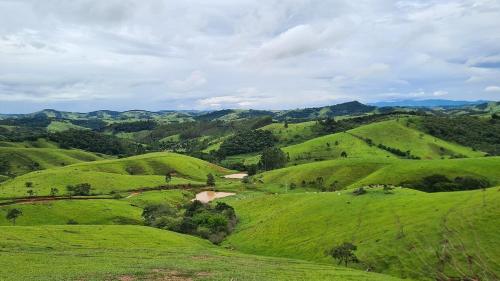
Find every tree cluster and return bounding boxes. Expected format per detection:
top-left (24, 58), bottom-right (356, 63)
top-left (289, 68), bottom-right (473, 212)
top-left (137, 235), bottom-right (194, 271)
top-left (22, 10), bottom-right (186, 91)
top-left (218, 130), bottom-right (276, 156)
top-left (400, 174), bottom-right (490, 192)
top-left (142, 201), bottom-right (237, 244)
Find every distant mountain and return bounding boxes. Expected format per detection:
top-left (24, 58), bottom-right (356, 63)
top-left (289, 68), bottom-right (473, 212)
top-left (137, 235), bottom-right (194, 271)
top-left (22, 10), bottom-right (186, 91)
top-left (369, 99), bottom-right (490, 108)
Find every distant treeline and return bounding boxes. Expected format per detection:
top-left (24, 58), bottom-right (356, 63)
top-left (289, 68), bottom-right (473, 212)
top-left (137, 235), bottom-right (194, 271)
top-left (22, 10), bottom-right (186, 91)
top-left (420, 116), bottom-right (500, 155)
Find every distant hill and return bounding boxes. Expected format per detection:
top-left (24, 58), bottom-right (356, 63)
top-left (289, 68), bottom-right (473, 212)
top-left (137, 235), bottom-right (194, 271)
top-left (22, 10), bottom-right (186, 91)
top-left (369, 99), bottom-right (489, 108)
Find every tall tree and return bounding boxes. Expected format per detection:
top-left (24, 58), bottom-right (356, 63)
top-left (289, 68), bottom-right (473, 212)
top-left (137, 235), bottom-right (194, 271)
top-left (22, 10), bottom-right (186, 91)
top-left (6, 208), bottom-right (22, 225)
top-left (259, 147), bottom-right (287, 171)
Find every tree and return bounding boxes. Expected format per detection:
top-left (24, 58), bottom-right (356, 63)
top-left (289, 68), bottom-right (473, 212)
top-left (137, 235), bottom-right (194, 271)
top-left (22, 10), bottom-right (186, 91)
top-left (25, 182), bottom-right (33, 188)
top-left (6, 208), bottom-right (22, 225)
top-left (259, 147), bottom-right (287, 171)
top-left (284, 119), bottom-right (289, 128)
top-left (26, 189), bottom-right (35, 197)
top-left (340, 151), bottom-right (348, 158)
top-left (0, 158), bottom-right (9, 175)
top-left (66, 183), bottom-right (91, 196)
top-left (246, 164), bottom-right (258, 176)
top-left (50, 187), bottom-right (59, 197)
top-left (206, 173), bottom-right (215, 186)
top-left (165, 172), bottom-right (172, 183)
top-left (328, 242), bottom-right (359, 266)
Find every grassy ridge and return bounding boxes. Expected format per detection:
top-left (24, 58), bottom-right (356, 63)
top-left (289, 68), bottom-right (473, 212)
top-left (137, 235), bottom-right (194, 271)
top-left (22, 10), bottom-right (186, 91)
top-left (0, 147), bottom-right (105, 176)
top-left (348, 119), bottom-right (484, 159)
top-left (223, 187), bottom-right (500, 280)
top-left (0, 152), bottom-right (230, 198)
top-left (283, 132), bottom-right (395, 164)
top-left (0, 225), bottom-right (400, 281)
top-left (256, 157), bottom-right (500, 191)
top-left (0, 199), bottom-right (142, 226)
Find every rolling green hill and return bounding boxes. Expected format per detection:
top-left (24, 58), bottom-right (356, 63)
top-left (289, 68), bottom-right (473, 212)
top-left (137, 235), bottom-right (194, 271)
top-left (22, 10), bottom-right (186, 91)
top-left (223, 187), bottom-right (500, 280)
top-left (256, 157), bottom-right (500, 191)
top-left (260, 121), bottom-right (319, 146)
top-left (0, 147), bottom-right (105, 176)
top-left (0, 225), bottom-right (400, 281)
top-left (0, 199), bottom-right (142, 226)
top-left (0, 152), bottom-right (231, 198)
top-left (348, 119), bottom-right (484, 159)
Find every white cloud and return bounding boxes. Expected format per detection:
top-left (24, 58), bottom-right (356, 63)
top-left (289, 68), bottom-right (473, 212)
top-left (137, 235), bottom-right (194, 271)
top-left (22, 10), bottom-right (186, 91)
top-left (485, 86), bottom-right (500, 92)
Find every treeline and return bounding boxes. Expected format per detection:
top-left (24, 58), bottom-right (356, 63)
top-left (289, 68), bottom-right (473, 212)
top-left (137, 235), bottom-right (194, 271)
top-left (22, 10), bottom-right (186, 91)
top-left (104, 120), bottom-right (157, 133)
top-left (48, 129), bottom-right (132, 155)
top-left (148, 116), bottom-right (272, 144)
top-left (420, 116), bottom-right (500, 155)
top-left (401, 174), bottom-right (490, 192)
top-left (0, 113), bottom-right (51, 127)
top-left (218, 130), bottom-right (276, 156)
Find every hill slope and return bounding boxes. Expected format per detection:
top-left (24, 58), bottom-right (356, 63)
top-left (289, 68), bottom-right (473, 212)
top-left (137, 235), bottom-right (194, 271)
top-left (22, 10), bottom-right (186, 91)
top-left (0, 225), bottom-right (400, 281)
top-left (0, 147), bottom-right (104, 176)
top-left (348, 119), bottom-right (484, 159)
top-left (223, 187), bottom-right (500, 280)
top-left (256, 157), bottom-right (500, 191)
top-left (0, 152), bottom-right (231, 198)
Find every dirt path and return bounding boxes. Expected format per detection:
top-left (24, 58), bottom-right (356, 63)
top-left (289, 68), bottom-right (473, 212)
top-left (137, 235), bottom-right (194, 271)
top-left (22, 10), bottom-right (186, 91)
top-left (0, 196), bottom-right (110, 207)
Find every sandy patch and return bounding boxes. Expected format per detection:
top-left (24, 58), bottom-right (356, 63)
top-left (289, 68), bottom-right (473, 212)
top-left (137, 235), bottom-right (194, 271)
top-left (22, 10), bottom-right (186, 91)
top-left (223, 173), bottom-right (248, 179)
top-left (193, 191), bottom-right (235, 203)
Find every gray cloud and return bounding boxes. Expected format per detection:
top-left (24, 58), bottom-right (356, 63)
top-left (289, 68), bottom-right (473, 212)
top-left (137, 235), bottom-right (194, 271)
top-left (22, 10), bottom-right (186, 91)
top-left (0, 0), bottom-right (499, 113)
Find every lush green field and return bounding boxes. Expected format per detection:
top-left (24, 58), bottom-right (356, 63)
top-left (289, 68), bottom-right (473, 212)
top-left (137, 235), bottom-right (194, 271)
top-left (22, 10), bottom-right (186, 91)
top-left (282, 132), bottom-right (395, 164)
top-left (255, 157), bottom-right (500, 191)
top-left (47, 120), bottom-right (87, 132)
top-left (260, 121), bottom-right (319, 146)
top-left (0, 146), bottom-right (105, 176)
top-left (0, 199), bottom-right (142, 226)
top-left (0, 225), bottom-right (400, 281)
top-left (348, 119), bottom-right (484, 159)
top-left (0, 138), bottom-right (60, 148)
top-left (223, 187), bottom-right (500, 280)
top-left (0, 152), bottom-right (230, 198)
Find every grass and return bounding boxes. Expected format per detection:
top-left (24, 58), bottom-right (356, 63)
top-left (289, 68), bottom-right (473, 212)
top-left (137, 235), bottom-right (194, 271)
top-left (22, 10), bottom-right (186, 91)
top-left (0, 199), bottom-right (142, 226)
top-left (282, 132), bottom-right (395, 165)
top-left (222, 187), bottom-right (500, 280)
top-left (0, 225), bottom-right (401, 281)
top-left (260, 121), bottom-right (319, 146)
top-left (0, 146), bottom-right (105, 176)
top-left (47, 120), bottom-right (87, 132)
top-left (124, 189), bottom-right (193, 208)
top-left (348, 118), bottom-right (485, 159)
top-left (255, 157), bottom-right (500, 191)
top-left (0, 152), bottom-right (231, 198)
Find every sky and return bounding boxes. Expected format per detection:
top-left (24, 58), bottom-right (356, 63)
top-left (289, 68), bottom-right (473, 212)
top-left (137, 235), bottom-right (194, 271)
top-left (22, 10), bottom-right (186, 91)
top-left (0, 0), bottom-right (500, 113)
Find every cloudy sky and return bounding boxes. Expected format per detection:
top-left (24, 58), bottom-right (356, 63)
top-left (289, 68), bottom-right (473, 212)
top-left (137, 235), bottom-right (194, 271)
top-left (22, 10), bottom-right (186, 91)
top-left (0, 0), bottom-right (500, 113)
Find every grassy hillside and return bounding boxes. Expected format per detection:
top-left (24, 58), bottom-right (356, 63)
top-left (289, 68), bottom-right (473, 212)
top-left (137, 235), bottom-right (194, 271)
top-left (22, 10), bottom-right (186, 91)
top-left (0, 152), bottom-right (231, 198)
top-left (260, 121), bottom-right (319, 146)
top-left (348, 119), bottom-right (484, 159)
top-left (0, 225), bottom-right (400, 281)
top-left (256, 157), bottom-right (500, 191)
top-left (283, 132), bottom-right (395, 164)
top-left (47, 120), bottom-right (87, 132)
top-left (0, 138), bottom-right (59, 148)
top-left (0, 147), bottom-right (105, 176)
top-left (0, 199), bottom-right (142, 226)
top-left (223, 187), bottom-right (500, 280)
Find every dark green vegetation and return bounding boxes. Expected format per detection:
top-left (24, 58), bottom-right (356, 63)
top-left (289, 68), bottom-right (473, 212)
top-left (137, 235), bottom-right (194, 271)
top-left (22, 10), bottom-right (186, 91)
top-left (0, 100), bottom-right (499, 281)
top-left (143, 200), bottom-right (237, 244)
